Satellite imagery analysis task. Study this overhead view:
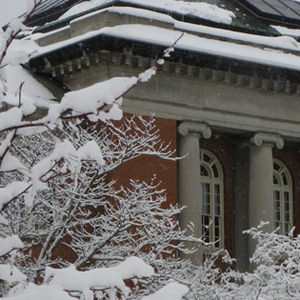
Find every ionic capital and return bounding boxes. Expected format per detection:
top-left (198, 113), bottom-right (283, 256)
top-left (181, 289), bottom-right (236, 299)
top-left (250, 132), bottom-right (284, 149)
top-left (178, 122), bottom-right (212, 139)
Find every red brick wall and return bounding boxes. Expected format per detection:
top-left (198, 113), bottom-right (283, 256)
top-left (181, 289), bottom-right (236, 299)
top-left (107, 115), bottom-right (178, 208)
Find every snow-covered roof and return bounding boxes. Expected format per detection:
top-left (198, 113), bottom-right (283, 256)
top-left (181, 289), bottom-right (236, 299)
top-left (26, 0), bottom-right (300, 87)
top-left (59, 0), bottom-right (235, 25)
top-left (28, 5), bottom-right (300, 68)
top-left (30, 6), bottom-right (300, 53)
top-left (29, 0), bottom-right (279, 37)
top-left (27, 0), bottom-right (235, 27)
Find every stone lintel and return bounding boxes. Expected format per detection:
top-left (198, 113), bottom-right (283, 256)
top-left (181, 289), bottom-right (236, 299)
top-left (178, 122), bottom-right (212, 139)
top-left (250, 132), bottom-right (284, 149)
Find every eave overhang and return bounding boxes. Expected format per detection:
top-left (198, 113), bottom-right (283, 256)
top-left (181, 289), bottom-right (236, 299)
top-left (29, 31), bottom-right (300, 87)
top-left (27, 5), bottom-right (300, 96)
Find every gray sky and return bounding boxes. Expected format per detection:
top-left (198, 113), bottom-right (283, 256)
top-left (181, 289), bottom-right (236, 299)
top-left (0, 0), bottom-right (27, 26)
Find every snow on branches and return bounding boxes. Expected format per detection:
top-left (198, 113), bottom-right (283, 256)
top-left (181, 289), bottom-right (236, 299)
top-left (0, 1), bottom-right (191, 299)
top-left (3, 1), bottom-right (300, 300)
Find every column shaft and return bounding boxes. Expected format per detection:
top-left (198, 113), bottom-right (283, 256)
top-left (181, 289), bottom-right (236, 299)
top-left (178, 133), bottom-right (202, 238)
top-left (249, 144), bottom-right (274, 232)
top-left (248, 133), bottom-right (284, 258)
top-left (177, 122), bottom-right (211, 264)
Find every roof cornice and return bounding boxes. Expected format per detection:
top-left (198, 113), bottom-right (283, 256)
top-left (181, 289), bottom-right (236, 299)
top-left (29, 46), bottom-right (300, 96)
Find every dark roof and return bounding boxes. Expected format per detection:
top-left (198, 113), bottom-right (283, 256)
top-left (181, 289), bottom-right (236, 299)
top-left (26, 0), bottom-right (84, 27)
top-left (237, 0), bottom-right (300, 27)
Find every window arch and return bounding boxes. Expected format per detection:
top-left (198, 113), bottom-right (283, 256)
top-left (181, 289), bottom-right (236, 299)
top-left (200, 149), bottom-right (224, 248)
top-left (273, 159), bottom-right (293, 235)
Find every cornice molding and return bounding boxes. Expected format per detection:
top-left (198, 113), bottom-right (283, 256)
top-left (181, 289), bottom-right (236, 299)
top-left (178, 122), bottom-right (212, 139)
top-left (29, 8), bottom-right (300, 94)
top-left (44, 50), bottom-right (300, 96)
top-left (250, 132), bottom-right (284, 149)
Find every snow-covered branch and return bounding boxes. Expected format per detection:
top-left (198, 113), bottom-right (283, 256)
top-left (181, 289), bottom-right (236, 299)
top-left (0, 3), bottom-right (192, 299)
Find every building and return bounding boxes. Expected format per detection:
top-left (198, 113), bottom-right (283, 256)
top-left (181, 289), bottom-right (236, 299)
top-left (26, 0), bottom-right (300, 271)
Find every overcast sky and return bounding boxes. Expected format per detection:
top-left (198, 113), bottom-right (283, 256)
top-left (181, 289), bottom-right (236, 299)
top-left (0, 0), bottom-right (27, 26)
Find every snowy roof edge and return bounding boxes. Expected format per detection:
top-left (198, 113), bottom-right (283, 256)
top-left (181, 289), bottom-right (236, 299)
top-left (30, 0), bottom-right (278, 37)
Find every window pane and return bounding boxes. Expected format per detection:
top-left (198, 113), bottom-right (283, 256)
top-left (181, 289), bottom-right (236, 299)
top-left (202, 215), bottom-right (210, 226)
top-left (203, 193), bottom-right (210, 204)
top-left (285, 212), bottom-right (290, 222)
top-left (285, 223), bottom-right (290, 235)
top-left (214, 184), bottom-right (220, 195)
top-left (274, 162), bottom-right (280, 171)
top-left (215, 227), bottom-right (219, 238)
top-left (282, 172), bottom-right (288, 186)
top-left (215, 205), bottom-right (220, 216)
top-left (204, 183), bottom-right (210, 193)
top-left (201, 165), bottom-right (209, 177)
top-left (203, 153), bottom-right (211, 163)
top-left (202, 216), bottom-right (211, 243)
top-left (214, 194), bottom-right (220, 206)
top-left (215, 217), bottom-right (220, 235)
top-left (212, 164), bottom-right (219, 178)
top-left (284, 192), bottom-right (289, 202)
top-left (274, 200), bottom-right (280, 210)
top-left (284, 200), bottom-right (289, 210)
top-left (203, 203), bottom-right (210, 214)
top-left (215, 217), bottom-right (219, 226)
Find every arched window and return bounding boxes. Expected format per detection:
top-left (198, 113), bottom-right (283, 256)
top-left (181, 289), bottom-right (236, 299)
top-left (273, 159), bottom-right (293, 235)
top-left (200, 149), bottom-right (224, 248)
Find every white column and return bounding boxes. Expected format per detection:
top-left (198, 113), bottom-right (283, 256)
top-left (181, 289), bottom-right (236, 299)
top-left (248, 132), bottom-right (284, 256)
top-left (178, 122), bottom-right (211, 263)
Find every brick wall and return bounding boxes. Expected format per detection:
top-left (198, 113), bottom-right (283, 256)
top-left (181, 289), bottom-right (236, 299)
top-left (107, 115), bottom-right (178, 208)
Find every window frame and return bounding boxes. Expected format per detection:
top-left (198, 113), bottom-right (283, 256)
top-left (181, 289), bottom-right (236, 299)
top-left (273, 159), bottom-right (293, 235)
top-left (200, 149), bottom-right (224, 249)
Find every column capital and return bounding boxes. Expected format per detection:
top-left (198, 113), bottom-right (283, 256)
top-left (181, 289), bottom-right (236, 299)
top-left (250, 132), bottom-right (284, 149)
top-left (178, 122), bottom-right (212, 139)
